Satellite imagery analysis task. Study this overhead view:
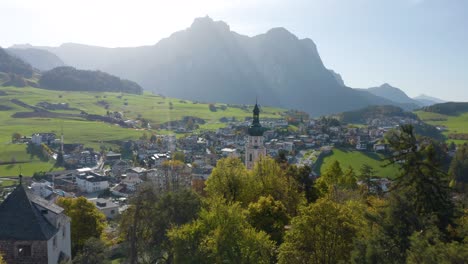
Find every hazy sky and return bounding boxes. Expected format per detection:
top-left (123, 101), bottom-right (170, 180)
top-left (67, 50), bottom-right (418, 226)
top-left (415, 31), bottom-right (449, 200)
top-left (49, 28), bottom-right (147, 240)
top-left (1, 0), bottom-right (467, 101)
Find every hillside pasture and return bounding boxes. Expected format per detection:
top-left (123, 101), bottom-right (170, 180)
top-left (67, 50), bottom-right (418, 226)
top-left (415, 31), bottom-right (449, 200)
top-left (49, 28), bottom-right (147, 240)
top-left (317, 148), bottom-right (400, 179)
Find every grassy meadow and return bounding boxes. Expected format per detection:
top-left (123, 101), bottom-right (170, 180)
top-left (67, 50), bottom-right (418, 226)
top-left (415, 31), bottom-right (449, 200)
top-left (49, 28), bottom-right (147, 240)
top-left (317, 148), bottom-right (400, 179)
top-left (0, 86), bottom-right (285, 176)
top-left (415, 110), bottom-right (468, 144)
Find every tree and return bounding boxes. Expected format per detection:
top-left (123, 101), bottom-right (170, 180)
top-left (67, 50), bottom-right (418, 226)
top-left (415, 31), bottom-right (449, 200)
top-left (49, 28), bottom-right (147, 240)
top-left (120, 185), bottom-right (201, 264)
top-left (173, 151), bottom-right (185, 162)
top-left (55, 151), bottom-right (65, 167)
top-left (168, 198), bottom-right (276, 264)
top-left (0, 253), bottom-right (5, 264)
top-left (57, 197), bottom-right (107, 255)
top-left (11, 132), bottom-right (21, 143)
top-left (205, 157), bottom-right (255, 205)
top-left (72, 237), bottom-right (109, 264)
top-left (246, 195), bottom-right (289, 244)
top-left (406, 226), bottom-right (468, 264)
top-left (354, 125), bottom-right (457, 263)
top-left (358, 164), bottom-right (382, 197)
top-left (448, 143), bottom-right (468, 191)
top-left (385, 125), bottom-right (455, 230)
top-left (251, 157), bottom-right (305, 216)
top-left (278, 198), bottom-right (359, 264)
top-left (340, 166), bottom-right (358, 190)
top-left (150, 134), bottom-right (157, 144)
top-left (315, 160), bottom-right (343, 196)
top-left (287, 164), bottom-right (318, 203)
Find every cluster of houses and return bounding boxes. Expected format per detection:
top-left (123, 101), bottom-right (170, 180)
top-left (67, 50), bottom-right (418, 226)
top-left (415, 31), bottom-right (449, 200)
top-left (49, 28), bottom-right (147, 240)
top-left (0, 105), bottom-right (415, 263)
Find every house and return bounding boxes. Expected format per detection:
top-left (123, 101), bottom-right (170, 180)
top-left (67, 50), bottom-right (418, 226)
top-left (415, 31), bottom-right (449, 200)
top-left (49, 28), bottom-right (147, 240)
top-left (31, 133), bottom-right (56, 146)
top-left (111, 160), bottom-right (133, 177)
top-left (221, 148), bottom-right (239, 158)
top-left (90, 198), bottom-right (119, 219)
top-left (0, 182), bottom-right (71, 264)
top-left (373, 143), bottom-right (388, 152)
top-left (105, 152), bottom-right (121, 163)
top-left (75, 172), bottom-right (109, 193)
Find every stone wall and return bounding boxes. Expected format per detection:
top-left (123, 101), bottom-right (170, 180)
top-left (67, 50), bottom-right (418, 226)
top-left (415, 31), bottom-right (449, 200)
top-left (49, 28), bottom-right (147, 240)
top-left (0, 240), bottom-right (48, 264)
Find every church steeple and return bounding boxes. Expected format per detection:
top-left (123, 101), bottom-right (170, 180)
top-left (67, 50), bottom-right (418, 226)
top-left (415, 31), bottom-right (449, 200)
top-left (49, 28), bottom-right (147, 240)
top-left (248, 100), bottom-right (265, 136)
top-left (245, 99), bottom-right (267, 170)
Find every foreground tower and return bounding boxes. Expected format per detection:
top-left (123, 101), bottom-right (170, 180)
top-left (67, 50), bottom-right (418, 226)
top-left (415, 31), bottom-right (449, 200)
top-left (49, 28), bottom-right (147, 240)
top-left (245, 102), bottom-right (266, 169)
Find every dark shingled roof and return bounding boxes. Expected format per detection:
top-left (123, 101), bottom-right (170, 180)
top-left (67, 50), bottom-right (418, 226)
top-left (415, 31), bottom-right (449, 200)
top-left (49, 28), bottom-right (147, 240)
top-left (0, 184), bottom-right (58, 241)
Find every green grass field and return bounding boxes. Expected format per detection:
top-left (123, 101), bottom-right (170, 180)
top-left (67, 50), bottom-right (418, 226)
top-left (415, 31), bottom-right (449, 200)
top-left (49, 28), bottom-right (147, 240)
top-left (317, 148), bottom-right (400, 179)
top-left (415, 111), bottom-right (468, 144)
top-left (0, 86), bottom-right (285, 176)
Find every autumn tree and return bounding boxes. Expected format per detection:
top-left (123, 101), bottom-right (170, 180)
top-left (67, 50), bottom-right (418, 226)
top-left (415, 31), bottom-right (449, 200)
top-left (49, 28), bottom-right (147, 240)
top-left (57, 197), bottom-right (107, 255)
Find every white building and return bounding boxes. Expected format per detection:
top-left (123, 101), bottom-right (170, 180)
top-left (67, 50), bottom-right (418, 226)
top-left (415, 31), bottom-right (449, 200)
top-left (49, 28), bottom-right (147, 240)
top-left (76, 172), bottom-right (109, 193)
top-left (90, 198), bottom-right (119, 219)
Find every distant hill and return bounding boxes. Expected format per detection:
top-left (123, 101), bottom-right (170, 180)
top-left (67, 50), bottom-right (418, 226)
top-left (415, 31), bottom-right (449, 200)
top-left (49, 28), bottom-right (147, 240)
top-left (7, 47), bottom-right (65, 71)
top-left (422, 102), bottom-right (468, 116)
top-left (0, 47), bottom-right (35, 87)
top-left (0, 47), bottom-right (33, 78)
top-left (414, 94), bottom-right (446, 106)
top-left (338, 105), bottom-right (417, 124)
top-left (27, 17), bottom-right (407, 116)
top-left (39, 66), bottom-right (143, 94)
top-left (358, 83), bottom-right (421, 109)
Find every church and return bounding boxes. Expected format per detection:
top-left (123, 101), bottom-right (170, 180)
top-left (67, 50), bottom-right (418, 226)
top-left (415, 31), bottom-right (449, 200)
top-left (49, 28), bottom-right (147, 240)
top-left (245, 102), bottom-right (267, 169)
top-left (0, 177), bottom-right (71, 264)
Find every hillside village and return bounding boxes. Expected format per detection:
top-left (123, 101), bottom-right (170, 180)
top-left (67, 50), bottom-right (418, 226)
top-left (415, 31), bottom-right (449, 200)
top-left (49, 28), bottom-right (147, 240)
top-left (1, 103), bottom-right (431, 217)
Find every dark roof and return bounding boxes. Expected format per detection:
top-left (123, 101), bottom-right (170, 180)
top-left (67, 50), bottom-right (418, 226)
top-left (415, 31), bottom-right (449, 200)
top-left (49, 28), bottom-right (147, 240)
top-left (248, 103), bottom-right (266, 136)
top-left (0, 185), bottom-right (58, 241)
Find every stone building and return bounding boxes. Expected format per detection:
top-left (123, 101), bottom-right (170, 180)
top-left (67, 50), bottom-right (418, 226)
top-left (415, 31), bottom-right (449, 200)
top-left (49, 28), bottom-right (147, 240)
top-left (0, 180), bottom-right (71, 264)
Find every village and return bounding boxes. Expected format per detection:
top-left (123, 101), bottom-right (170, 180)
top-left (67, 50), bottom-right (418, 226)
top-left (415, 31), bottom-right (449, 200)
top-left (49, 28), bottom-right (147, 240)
top-left (0, 104), bottom-right (425, 222)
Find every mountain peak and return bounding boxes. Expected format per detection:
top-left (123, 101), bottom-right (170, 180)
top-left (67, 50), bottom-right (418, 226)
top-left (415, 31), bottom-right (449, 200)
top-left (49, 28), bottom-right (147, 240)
top-left (265, 27), bottom-right (297, 40)
top-left (190, 16), bottom-right (230, 32)
top-left (380, 83), bottom-right (394, 89)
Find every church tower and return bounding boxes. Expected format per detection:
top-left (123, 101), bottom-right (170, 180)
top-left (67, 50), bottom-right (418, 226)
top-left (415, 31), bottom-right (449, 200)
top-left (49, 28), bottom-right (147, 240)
top-left (245, 102), bottom-right (266, 169)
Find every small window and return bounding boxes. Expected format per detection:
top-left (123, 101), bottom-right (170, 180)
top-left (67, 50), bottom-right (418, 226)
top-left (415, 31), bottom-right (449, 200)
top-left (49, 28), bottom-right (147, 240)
top-left (62, 225), bottom-right (66, 238)
top-left (111, 209), bottom-right (115, 215)
top-left (249, 154), bottom-right (253, 162)
top-left (17, 245), bottom-right (32, 257)
top-left (53, 236), bottom-right (57, 248)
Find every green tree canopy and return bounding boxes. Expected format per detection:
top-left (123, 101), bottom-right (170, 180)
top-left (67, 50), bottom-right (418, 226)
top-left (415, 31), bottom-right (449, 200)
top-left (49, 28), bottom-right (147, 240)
top-left (57, 197), bottom-right (107, 255)
top-left (246, 195), bottom-right (289, 244)
top-left (168, 198), bottom-right (275, 264)
top-left (120, 185), bottom-right (201, 264)
top-left (278, 198), bottom-right (359, 264)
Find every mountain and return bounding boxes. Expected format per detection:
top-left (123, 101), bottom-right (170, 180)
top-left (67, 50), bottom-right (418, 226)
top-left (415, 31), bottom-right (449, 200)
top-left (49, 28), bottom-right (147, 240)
top-left (413, 94), bottom-right (446, 106)
top-left (0, 47), bottom-right (33, 78)
top-left (28, 17), bottom-right (403, 116)
top-left (358, 83), bottom-right (421, 109)
top-left (338, 105), bottom-right (417, 124)
top-left (39, 66), bottom-right (143, 94)
top-left (6, 47), bottom-right (65, 71)
top-left (422, 102), bottom-right (468, 116)
top-left (0, 47), bottom-right (35, 87)
top-left (328, 70), bottom-right (345, 87)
